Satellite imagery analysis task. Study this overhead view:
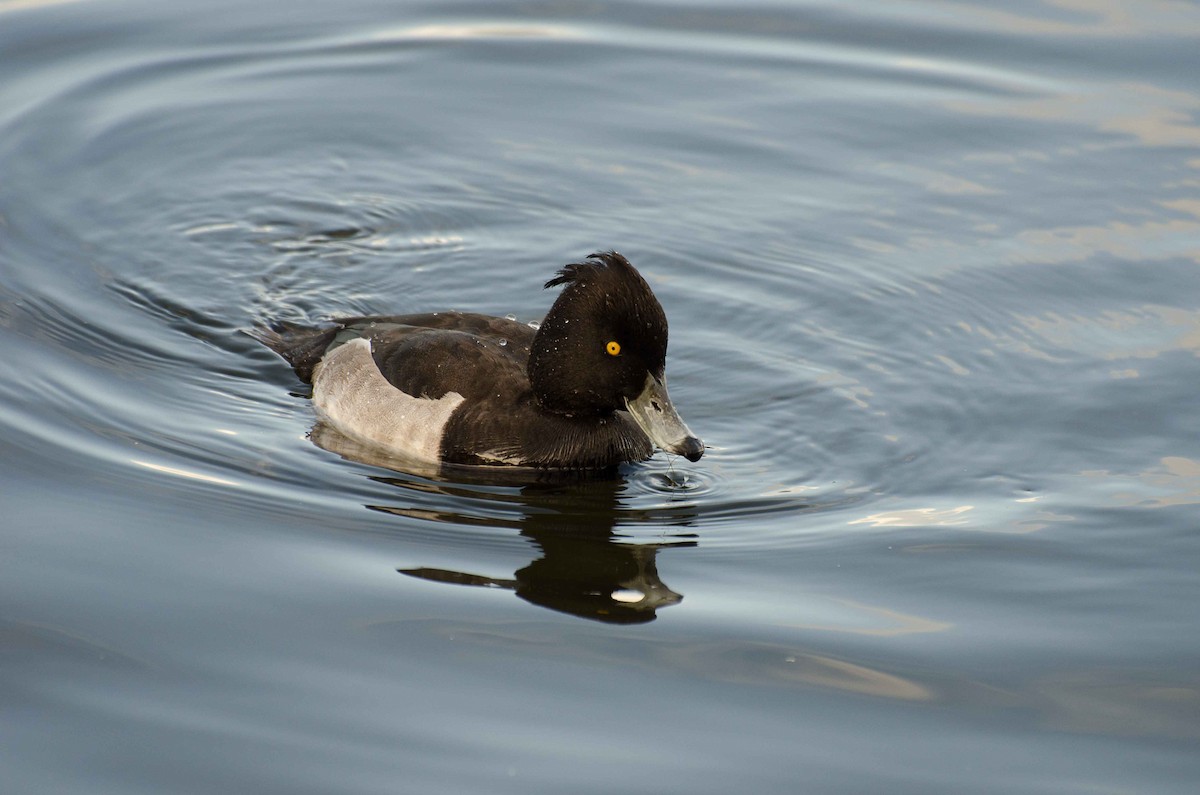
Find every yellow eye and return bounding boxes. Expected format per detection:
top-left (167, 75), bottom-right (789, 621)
top-left (605, 340), bottom-right (621, 356)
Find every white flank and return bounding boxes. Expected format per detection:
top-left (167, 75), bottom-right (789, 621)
top-left (311, 338), bottom-right (464, 462)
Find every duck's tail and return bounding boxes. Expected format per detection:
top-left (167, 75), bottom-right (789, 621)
top-left (246, 321), bottom-right (339, 383)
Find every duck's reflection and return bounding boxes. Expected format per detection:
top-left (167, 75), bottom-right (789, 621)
top-left (401, 542), bottom-right (684, 624)
top-left (312, 423), bottom-right (696, 623)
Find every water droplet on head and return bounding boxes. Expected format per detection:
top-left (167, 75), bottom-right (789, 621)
top-left (505, 314), bottom-right (517, 321)
top-left (527, 320), bottom-right (540, 330)
top-left (498, 338), bottom-right (508, 346)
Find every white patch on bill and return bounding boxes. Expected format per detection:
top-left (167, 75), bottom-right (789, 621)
top-left (311, 338), bottom-right (464, 462)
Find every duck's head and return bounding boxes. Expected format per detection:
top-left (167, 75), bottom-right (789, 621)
top-left (529, 251), bottom-right (704, 462)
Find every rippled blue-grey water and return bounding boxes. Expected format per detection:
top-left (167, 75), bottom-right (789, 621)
top-left (3, 1), bottom-right (1199, 792)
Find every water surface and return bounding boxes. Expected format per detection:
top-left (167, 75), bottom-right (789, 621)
top-left (3, 1), bottom-right (1199, 793)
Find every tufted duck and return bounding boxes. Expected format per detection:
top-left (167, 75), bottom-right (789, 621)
top-left (252, 251), bottom-right (704, 469)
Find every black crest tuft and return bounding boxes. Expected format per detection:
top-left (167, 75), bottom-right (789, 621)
top-left (544, 250), bottom-right (634, 290)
